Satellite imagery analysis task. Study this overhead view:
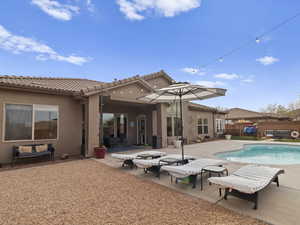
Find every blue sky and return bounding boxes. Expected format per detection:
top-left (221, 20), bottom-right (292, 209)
top-left (0, 0), bottom-right (299, 111)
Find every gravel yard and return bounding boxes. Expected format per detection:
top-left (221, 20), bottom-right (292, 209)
top-left (0, 160), bottom-right (265, 225)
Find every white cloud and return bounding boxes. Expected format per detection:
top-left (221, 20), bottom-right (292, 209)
top-left (0, 25), bottom-right (89, 65)
top-left (214, 73), bottom-right (239, 80)
top-left (182, 67), bottom-right (205, 75)
top-left (196, 80), bottom-right (225, 88)
top-left (117, 0), bottom-right (201, 20)
top-left (256, 56), bottom-right (279, 66)
top-left (86, 0), bottom-right (95, 12)
top-left (242, 78), bottom-right (254, 83)
top-left (31, 0), bottom-right (80, 21)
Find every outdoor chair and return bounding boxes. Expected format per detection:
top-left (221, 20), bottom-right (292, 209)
top-left (133, 154), bottom-right (195, 177)
top-left (161, 158), bottom-right (227, 188)
top-left (111, 151), bottom-right (166, 168)
top-left (208, 164), bottom-right (284, 209)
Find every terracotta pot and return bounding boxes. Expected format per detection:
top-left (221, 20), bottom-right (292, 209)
top-left (94, 147), bottom-right (106, 159)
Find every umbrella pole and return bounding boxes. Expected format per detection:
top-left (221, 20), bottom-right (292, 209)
top-left (179, 93), bottom-right (184, 161)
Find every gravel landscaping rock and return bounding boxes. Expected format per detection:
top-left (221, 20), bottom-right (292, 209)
top-left (0, 160), bottom-right (266, 225)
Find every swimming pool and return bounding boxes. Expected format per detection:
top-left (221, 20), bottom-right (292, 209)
top-left (216, 144), bottom-right (300, 165)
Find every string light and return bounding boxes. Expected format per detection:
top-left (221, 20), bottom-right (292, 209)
top-left (199, 11), bottom-right (300, 69)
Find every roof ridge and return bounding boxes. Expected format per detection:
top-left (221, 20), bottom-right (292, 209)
top-left (230, 107), bottom-right (262, 114)
top-left (140, 70), bottom-right (174, 82)
top-left (0, 75), bottom-right (104, 82)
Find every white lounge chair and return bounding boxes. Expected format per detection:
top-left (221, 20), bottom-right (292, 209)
top-left (111, 151), bottom-right (166, 168)
top-left (208, 165), bottom-right (284, 209)
top-left (161, 158), bottom-right (227, 188)
top-left (133, 154), bottom-right (195, 177)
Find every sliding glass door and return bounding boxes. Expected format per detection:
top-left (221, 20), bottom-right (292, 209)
top-left (102, 113), bottom-right (128, 147)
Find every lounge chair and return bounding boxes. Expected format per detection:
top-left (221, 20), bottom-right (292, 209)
top-left (111, 151), bottom-right (166, 168)
top-left (133, 154), bottom-right (195, 177)
top-left (161, 158), bottom-right (227, 188)
top-left (208, 165), bottom-right (284, 209)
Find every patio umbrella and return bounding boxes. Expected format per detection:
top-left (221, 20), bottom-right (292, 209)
top-left (138, 82), bottom-right (226, 160)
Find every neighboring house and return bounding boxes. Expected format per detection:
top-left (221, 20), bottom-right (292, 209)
top-left (225, 108), bottom-right (291, 124)
top-left (0, 71), bottom-right (226, 163)
top-left (289, 109), bottom-right (300, 121)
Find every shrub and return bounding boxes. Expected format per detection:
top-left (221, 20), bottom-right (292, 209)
top-left (231, 136), bottom-right (260, 141)
top-left (274, 139), bottom-right (300, 143)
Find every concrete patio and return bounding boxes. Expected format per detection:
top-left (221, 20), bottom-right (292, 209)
top-left (100, 140), bottom-right (300, 225)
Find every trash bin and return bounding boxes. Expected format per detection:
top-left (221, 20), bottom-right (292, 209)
top-left (94, 147), bottom-right (106, 159)
top-left (152, 136), bottom-right (157, 149)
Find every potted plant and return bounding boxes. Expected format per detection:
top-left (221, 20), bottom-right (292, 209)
top-left (225, 133), bottom-right (232, 140)
top-left (94, 145), bottom-right (107, 159)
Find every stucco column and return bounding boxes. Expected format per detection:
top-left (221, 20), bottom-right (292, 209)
top-left (182, 102), bottom-right (189, 144)
top-left (157, 103), bottom-right (167, 148)
top-left (86, 95), bottom-right (100, 157)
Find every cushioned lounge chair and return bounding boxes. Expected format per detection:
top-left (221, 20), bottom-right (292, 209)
top-left (133, 154), bottom-right (195, 177)
top-left (161, 158), bottom-right (227, 188)
top-left (111, 151), bottom-right (166, 168)
top-left (208, 165), bottom-right (284, 209)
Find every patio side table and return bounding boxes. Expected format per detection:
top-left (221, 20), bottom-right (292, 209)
top-left (200, 166), bottom-right (228, 196)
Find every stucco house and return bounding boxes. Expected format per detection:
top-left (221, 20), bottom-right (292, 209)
top-left (0, 71), bottom-right (226, 163)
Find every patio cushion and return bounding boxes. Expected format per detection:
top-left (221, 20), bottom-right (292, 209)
top-left (133, 154), bottom-right (195, 169)
top-left (162, 158), bottom-right (226, 177)
top-left (18, 146), bottom-right (33, 154)
top-left (18, 151), bottom-right (51, 158)
top-left (208, 165), bottom-right (284, 194)
top-left (233, 165), bottom-right (282, 181)
top-left (111, 151), bottom-right (166, 161)
top-left (35, 144), bottom-right (48, 153)
top-left (208, 175), bottom-right (265, 194)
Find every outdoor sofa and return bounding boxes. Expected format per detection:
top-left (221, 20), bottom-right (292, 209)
top-left (208, 165), bottom-right (284, 209)
top-left (161, 158), bottom-right (227, 188)
top-left (133, 154), bottom-right (195, 177)
top-left (111, 151), bottom-right (166, 168)
top-left (12, 144), bottom-right (55, 167)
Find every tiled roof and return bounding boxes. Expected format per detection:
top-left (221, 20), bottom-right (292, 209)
top-left (0, 70), bottom-right (172, 96)
top-left (0, 75), bottom-right (105, 94)
top-left (226, 108), bottom-right (290, 120)
top-left (188, 102), bottom-right (226, 113)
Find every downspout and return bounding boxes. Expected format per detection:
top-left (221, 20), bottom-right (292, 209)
top-left (99, 95), bottom-right (104, 146)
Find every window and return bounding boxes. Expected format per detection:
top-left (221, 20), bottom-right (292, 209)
top-left (166, 116), bottom-right (181, 137)
top-left (197, 118), bottom-right (208, 135)
top-left (102, 113), bottom-right (127, 139)
top-left (174, 117), bottom-right (182, 137)
top-left (216, 119), bottom-right (225, 134)
top-left (5, 104), bottom-right (33, 141)
top-left (103, 113), bottom-right (115, 138)
top-left (167, 117), bottom-right (173, 137)
top-left (34, 105), bottom-right (58, 140)
top-left (4, 104), bottom-right (58, 141)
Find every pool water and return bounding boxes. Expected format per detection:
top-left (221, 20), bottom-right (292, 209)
top-left (216, 144), bottom-right (300, 165)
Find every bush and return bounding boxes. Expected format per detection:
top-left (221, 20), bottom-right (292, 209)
top-left (274, 139), bottom-right (300, 143)
top-left (231, 136), bottom-right (260, 141)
